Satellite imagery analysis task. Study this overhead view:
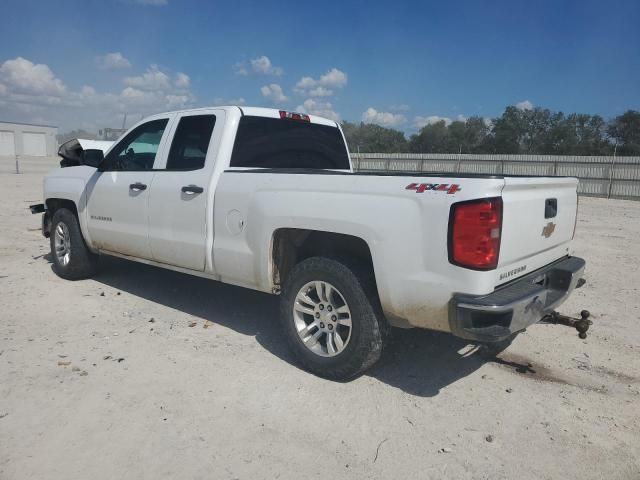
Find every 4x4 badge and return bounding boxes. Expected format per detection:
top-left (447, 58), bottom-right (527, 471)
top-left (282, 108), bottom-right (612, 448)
top-left (541, 222), bottom-right (556, 238)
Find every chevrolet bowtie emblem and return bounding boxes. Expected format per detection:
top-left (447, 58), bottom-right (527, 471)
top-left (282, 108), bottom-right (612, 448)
top-left (541, 222), bottom-right (556, 238)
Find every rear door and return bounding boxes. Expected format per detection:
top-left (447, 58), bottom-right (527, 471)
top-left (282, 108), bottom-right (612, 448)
top-left (499, 176), bottom-right (578, 270)
top-left (86, 117), bottom-right (172, 259)
top-left (147, 109), bottom-right (225, 271)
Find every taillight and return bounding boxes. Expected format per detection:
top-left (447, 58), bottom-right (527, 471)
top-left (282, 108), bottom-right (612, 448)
top-left (449, 197), bottom-right (503, 270)
top-left (279, 110), bottom-right (310, 122)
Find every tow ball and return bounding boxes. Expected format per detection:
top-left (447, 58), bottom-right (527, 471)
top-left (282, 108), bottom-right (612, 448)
top-left (543, 310), bottom-right (592, 339)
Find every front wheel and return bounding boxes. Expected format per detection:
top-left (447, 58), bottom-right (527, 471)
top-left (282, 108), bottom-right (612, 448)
top-left (50, 208), bottom-right (98, 280)
top-left (280, 256), bottom-right (388, 380)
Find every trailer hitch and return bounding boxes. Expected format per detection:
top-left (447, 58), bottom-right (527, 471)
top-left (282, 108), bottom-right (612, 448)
top-left (543, 310), bottom-right (592, 339)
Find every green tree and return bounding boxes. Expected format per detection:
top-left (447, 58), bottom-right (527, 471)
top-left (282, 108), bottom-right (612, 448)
top-left (484, 106), bottom-right (524, 153)
top-left (608, 110), bottom-right (640, 155)
top-left (464, 116), bottom-right (491, 153)
top-left (485, 106), bottom-right (613, 155)
top-left (341, 121), bottom-right (408, 153)
top-left (341, 104), bottom-right (635, 156)
top-left (408, 120), bottom-right (450, 153)
top-left (550, 114), bottom-right (610, 155)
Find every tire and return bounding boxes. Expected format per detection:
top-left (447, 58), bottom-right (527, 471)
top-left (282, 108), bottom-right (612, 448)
top-left (280, 256), bottom-right (388, 380)
top-left (50, 208), bottom-right (98, 280)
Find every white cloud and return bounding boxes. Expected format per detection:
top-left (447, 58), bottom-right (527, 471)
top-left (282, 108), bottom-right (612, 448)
top-left (295, 76), bottom-right (316, 90)
top-left (250, 56), bottom-right (283, 76)
top-left (120, 86), bottom-right (150, 101)
top-left (174, 72), bottom-right (190, 88)
top-left (308, 86), bottom-right (333, 97)
top-left (296, 98), bottom-right (340, 122)
top-left (361, 107), bottom-right (406, 128)
top-left (0, 57), bottom-right (66, 95)
top-left (261, 83), bottom-right (288, 104)
top-left (234, 55), bottom-right (283, 76)
top-left (516, 100), bottom-right (534, 111)
top-left (413, 115), bottom-right (452, 129)
top-left (80, 85), bottom-right (96, 97)
top-left (96, 52), bottom-right (131, 70)
top-left (389, 104), bottom-right (410, 112)
top-left (294, 68), bottom-right (347, 96)
top-left (213, 96), bottom-right (246, 106)
top-left (124, 65), bottom-right (171, 91)
top-left (165, 94), bottom-right (191, 109)
top-left (0, 56), bottom-right (197, 131)
top-left (319, 68), bottom-right (347, 89)
top-left (233, 62), bottom-right (248, 76)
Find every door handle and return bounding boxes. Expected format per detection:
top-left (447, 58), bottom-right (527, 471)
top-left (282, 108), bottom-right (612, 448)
top-left (129, 182), bottom-right (147, 192)
top-left (181, 185), bottom-right (204, 195)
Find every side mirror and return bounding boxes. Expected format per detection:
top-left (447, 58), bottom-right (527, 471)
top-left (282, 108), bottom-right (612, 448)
top-left (83, 149), bottom-right (104, 168)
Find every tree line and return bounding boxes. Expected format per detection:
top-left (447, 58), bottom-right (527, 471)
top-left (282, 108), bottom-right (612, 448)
top-left (342, 107), bottom-right (640, 156)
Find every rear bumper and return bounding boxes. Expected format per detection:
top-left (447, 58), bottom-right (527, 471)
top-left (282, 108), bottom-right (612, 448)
top-left (448, 256), bottom-right (586, 342)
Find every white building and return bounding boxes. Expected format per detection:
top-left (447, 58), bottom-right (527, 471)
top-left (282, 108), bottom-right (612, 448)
top-left (0, 121), bottom-right (58, 159)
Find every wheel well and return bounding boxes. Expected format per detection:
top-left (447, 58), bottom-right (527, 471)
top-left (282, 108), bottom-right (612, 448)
top-left (271, 229), bottom-right (374, 289)
top-left (46, 198), bottom-right (78, 217)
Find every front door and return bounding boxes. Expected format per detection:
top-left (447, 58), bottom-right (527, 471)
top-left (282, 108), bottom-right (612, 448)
top-left (86, 117), bottom-right (171, 259)
top-left (147, 110), bottom-right (224, 271)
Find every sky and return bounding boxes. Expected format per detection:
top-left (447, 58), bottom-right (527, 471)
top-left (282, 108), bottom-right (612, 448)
top-left (0, 0), bottom-right (639, 133)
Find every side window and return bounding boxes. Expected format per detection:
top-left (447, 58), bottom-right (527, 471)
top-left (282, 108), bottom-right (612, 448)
top-left (230, 116), bottom-right (350, 170)
top-left (165, 115), bottom-right (216, 170)
top-left (103, 119), bottom-right (168, 171)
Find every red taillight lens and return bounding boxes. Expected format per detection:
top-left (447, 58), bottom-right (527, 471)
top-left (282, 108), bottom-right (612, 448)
top-left (449, 197), bottom-right (503, 270)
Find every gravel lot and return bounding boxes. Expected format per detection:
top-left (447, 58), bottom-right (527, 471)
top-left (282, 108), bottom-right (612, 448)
top-left (1, 169), bottom-right (639, 480)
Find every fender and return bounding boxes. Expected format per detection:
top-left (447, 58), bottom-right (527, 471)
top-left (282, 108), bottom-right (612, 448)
top-left (43, 166), bottom-right (100, 251)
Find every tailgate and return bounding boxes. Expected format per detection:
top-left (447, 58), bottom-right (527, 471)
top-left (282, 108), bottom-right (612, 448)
top-left (497, 176), bottom-right (578, 280)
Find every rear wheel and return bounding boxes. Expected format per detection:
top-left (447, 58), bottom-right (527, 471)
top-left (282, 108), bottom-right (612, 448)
top-left (280, 256), bottom-right (387, 380)
top-left (50, 208), bottom-right (98, 280)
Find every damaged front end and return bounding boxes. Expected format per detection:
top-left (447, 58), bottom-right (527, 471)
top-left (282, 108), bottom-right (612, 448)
top-left (58, 138), bottom-right (112, 168)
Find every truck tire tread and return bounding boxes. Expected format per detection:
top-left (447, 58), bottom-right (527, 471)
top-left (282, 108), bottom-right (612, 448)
top-left (50, 208), bottom-right (98, 280)
top-left (280, 256), bottom-right (389, 380)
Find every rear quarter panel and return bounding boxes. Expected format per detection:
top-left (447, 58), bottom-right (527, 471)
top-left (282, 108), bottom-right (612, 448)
top-left (213, 171), bottom-right (506, 330)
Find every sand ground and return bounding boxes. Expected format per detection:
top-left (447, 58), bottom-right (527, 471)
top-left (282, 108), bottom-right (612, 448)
top-left (1, 167), bottom-right (639, 479)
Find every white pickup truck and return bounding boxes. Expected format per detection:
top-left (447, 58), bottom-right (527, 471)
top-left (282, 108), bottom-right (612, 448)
top-left (31, 106), bottom-right (588, 380)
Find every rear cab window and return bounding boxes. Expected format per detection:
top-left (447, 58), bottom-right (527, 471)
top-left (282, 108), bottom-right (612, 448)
top-left (230, 116), bottom-right (350, 170)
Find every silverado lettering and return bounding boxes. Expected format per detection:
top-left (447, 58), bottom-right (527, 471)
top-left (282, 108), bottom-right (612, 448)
top-left (499, 265), bottom-right (527, 281)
